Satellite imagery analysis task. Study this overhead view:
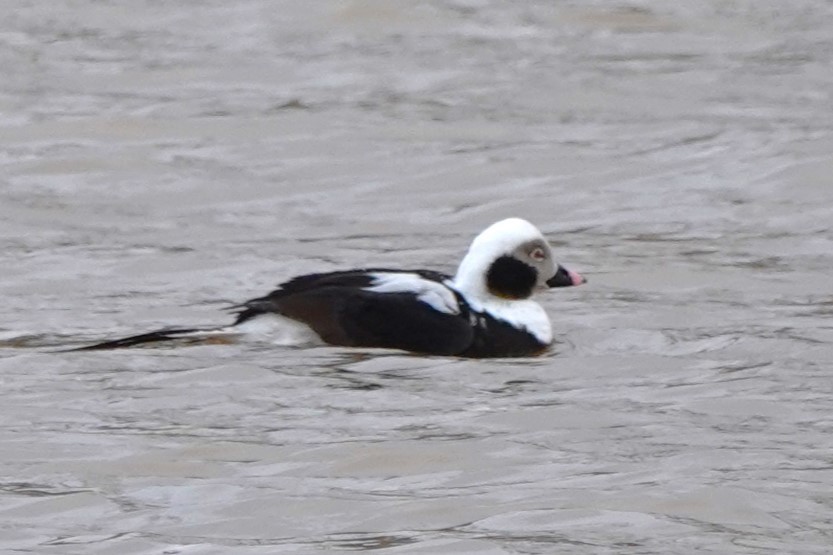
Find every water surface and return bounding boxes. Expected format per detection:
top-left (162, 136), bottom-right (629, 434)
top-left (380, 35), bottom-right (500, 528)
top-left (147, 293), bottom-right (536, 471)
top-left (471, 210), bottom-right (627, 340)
top-left (1, 1), bottom-right (832, 553)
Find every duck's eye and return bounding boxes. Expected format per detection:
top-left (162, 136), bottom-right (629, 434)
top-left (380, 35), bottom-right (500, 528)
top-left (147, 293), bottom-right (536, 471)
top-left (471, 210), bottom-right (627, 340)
top-left (530, 247), bottom-right (546, 262)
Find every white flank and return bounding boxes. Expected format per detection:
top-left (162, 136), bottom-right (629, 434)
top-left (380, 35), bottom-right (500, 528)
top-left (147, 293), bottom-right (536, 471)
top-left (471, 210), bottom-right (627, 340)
top-left (233, 313), bottom-right (324, 346)
top-left (364, 273), bottom-right (460, 315)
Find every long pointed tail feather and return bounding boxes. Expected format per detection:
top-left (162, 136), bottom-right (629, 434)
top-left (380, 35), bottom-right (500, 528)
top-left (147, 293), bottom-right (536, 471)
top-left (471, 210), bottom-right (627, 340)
top-left (68, 327), bottom-right (234, 351)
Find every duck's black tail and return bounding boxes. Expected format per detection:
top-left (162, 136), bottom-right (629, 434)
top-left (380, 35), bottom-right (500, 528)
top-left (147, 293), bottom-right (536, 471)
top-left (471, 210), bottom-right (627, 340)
top-left (68, 327), bottom-right (236, 351)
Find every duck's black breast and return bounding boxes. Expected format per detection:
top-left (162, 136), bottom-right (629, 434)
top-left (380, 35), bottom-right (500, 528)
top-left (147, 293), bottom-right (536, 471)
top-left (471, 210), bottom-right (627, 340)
top-left (455, 300), bottom-right (550, 358)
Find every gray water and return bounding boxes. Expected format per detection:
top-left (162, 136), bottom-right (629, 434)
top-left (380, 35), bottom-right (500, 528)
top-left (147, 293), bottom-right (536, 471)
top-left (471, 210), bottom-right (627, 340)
top-left (2, 1), bottom-right (833, 553)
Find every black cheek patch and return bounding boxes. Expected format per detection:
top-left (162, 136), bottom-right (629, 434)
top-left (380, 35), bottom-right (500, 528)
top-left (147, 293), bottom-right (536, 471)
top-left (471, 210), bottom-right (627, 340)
top-left (486, 256), bottom-right (537, 299)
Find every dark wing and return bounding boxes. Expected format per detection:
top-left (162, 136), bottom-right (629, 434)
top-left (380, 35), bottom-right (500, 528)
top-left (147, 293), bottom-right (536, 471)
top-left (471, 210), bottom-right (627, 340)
top-left (234, 269), bottom-right (471, 355)
top-left (275, 268), bottom-right (450, 294)
top-left (287, 289), bottom-right (473, 355)
top-left (233, 268), bottom-right (451, 324)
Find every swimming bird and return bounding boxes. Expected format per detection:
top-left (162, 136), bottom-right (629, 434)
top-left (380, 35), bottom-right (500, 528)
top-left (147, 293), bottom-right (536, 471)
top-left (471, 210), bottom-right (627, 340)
top-left (75, 218), bottom-right (585, 357)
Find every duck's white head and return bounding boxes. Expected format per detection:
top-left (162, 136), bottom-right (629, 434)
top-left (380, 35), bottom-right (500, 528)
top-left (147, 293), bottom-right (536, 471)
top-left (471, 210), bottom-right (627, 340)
top-left (452, 218), bottom-right (585, 303)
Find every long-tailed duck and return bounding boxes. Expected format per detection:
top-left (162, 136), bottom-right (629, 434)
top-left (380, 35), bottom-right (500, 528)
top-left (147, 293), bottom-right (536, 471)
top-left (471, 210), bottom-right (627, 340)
top-left (76, 218), bottom-right (585, 357)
